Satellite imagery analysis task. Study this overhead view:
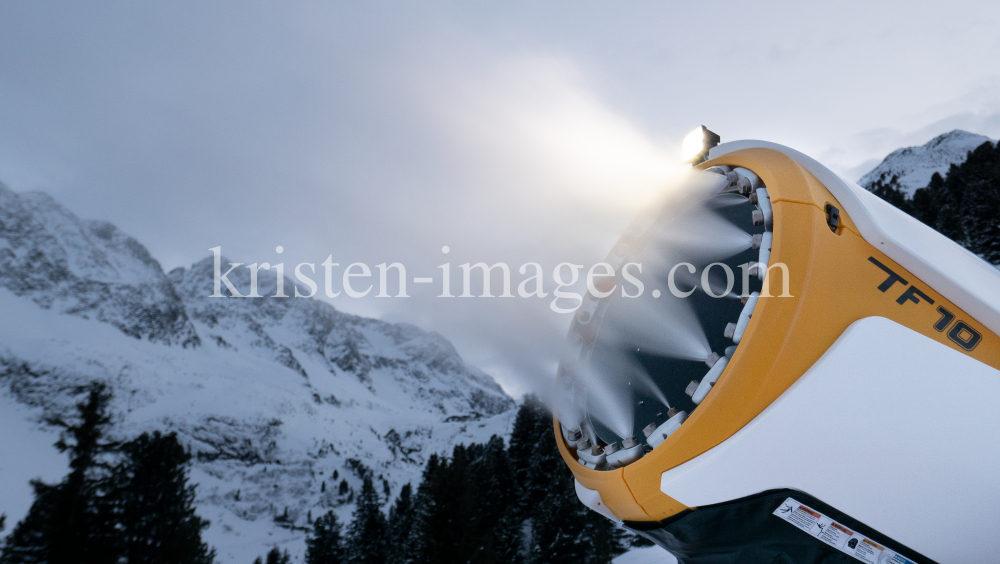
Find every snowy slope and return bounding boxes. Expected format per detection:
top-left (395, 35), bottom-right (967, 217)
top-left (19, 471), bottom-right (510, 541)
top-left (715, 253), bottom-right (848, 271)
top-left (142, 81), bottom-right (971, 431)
top-left (0, 184), bottom-right (515, 562)
top-left (614, 547), bottom-right (677, 564)
top-left (0, 392), bottom-right (68, 533)
top-left (858, 130), bottom-right (993, 196)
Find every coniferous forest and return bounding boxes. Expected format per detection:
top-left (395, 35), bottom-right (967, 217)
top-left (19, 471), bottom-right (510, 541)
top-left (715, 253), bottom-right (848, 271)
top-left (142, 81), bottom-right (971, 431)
top-left (867, 139), bottom-right (1000, 265)
top-left (1, 386), bottom-right (634, 564)
top-left (0, 383), bottom-right (214, 564)
top-left (265, 394), bottom-right (634, 564)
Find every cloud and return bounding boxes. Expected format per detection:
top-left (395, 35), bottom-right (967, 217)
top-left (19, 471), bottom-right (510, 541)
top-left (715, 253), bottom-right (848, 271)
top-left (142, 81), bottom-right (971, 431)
top-left (377, 52), bottom-right (688, 397)
top-left (3, 1), bottom-right (1000, 398)
top-left (818, 75), bottom-right (1000, 180)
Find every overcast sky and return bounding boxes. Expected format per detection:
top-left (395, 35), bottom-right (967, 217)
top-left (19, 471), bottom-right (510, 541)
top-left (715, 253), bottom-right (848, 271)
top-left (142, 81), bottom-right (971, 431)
top-left (2, 1), bottom-right (999, 396)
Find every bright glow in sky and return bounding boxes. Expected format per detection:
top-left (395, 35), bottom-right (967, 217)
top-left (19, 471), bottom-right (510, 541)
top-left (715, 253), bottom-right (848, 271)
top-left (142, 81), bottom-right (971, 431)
top-left (1, 1), bottom-right (998, 396)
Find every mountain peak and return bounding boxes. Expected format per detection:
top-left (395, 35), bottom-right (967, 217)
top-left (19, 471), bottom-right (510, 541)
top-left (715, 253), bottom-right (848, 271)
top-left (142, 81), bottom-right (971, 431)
top-left (928, 129), bottom-right (986, 144)
top-left (0, 184), bottom-right (198, 345)
top-left (859, 129), bottom-right (994, 196)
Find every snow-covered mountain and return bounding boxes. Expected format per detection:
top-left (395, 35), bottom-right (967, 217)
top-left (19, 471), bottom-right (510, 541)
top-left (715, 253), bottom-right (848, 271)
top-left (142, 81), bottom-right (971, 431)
top-left (0, 182), bottom-right (515, 562)
top-left (0, 186), bottom-right (198, 346)
top-left (858, 130), bottom-right (993, 196)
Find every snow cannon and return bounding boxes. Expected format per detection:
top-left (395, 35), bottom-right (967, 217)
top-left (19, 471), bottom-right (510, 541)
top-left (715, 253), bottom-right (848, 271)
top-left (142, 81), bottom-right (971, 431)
top-left (553, 133), bottom-right (1000, 563)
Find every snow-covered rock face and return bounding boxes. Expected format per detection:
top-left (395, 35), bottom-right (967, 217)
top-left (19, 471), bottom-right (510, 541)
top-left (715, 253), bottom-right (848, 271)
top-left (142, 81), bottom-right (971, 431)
top-left (0, 184), bottom-right (516, 561)
top-left (858, 130), bottom-right (993, 196)
top-left (172, 255), bottom-right (512, 418)
top-left (0, 183), bottom-right (198, 346)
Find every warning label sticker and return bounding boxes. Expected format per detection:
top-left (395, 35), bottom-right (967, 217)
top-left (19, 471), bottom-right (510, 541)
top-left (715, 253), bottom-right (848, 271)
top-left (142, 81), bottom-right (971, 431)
top-left (773, 497), bottom-right (918, 564)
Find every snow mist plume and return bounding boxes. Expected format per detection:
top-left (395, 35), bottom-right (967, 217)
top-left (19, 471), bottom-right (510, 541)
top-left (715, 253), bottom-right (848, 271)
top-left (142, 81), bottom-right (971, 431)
top-left (546, 168), bottom-right (757, 439)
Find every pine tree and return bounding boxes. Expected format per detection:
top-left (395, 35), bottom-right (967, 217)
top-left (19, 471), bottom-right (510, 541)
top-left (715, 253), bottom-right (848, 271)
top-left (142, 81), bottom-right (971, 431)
top-left (509, 397), bottom-right (627, 564)
top-left (306, 511), bottom-right (345, 564)
top-left (936, 161), bottom-right (969, 245)
top-left (115, 431), bottom-right (215, 564)
top-left (868, 174), bottom-right (911, 212)
top-left (386, 484), bottom-right (414, 564)
top-left (910, 172), bottom-right (944, 227)
top-left (404, 447), bottom-right (487, 564)
top-left (958, 141), bottom-right (1000, 263)
top-left (507, 395), bottom-right (542, 496)
top-left (507, 394), bottom-right (559, 515)
top-left (403, 454), bottom-right (441, 564)
top-left (529, 470), bottom-right (627, 564)
top-left (1, 483), bottom-right (59, 564)
top-left (440, 445), bottom-right (480, 562)
top-left (468, 436), bottom-right (521, 564)
top-left (345, 477), bottom-right (388, 564)
top-left (1, 382), bottom-right (120, 564)
top-left (262, 547), bottom-right (290, 564)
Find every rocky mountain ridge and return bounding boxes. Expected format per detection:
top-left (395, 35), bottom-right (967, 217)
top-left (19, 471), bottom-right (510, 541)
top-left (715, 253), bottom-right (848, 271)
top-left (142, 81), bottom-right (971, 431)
top-left (0, 185), bottom-right (199, 346)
